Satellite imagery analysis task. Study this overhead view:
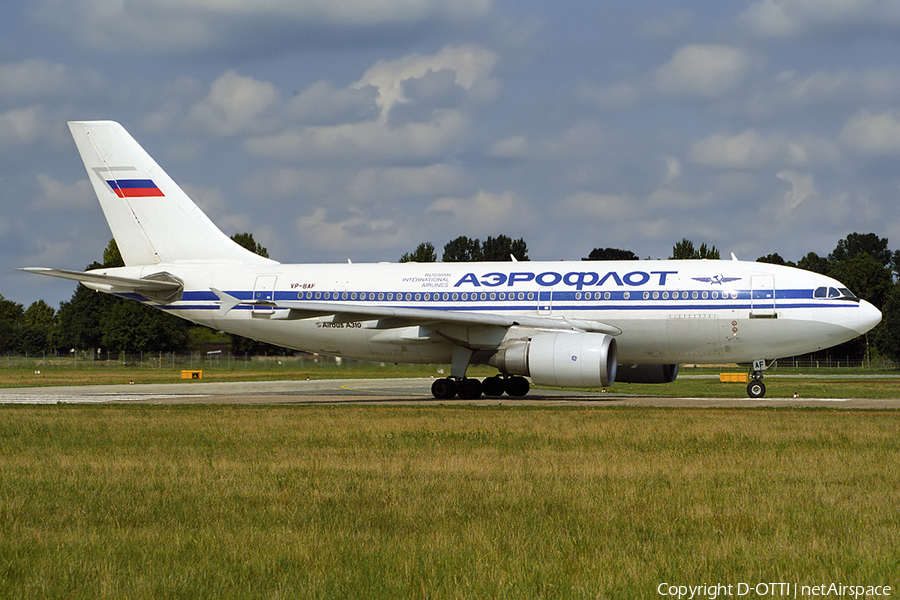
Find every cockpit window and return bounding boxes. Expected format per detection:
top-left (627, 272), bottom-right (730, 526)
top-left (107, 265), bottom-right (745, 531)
top-left (814, 286), bottom-right (859, 301)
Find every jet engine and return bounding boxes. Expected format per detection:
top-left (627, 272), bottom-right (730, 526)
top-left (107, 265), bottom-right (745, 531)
top-left (615, 363), bottom-right (679, 384)
top-left (488, 332), bottom-right (617, 388)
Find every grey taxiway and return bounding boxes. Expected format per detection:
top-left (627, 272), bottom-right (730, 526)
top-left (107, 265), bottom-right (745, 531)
top-left (1, 377), bottom-right (898, 409)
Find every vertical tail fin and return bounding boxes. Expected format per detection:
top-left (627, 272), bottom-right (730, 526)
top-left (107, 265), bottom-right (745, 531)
top-left (69, 121), bottom-right (275, 266)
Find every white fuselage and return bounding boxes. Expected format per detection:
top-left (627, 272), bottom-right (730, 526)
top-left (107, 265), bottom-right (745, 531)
top-left (95, 259), bottom-right (882, 366)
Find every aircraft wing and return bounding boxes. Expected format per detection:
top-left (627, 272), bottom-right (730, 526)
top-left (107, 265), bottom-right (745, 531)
top-left (211, 288), bottom-right (622, 335)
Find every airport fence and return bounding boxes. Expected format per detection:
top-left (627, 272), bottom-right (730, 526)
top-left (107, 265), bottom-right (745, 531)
top-left (1, 351), bottom-right (896, 373)
top-left (1, 350), bottom-right (344, 373)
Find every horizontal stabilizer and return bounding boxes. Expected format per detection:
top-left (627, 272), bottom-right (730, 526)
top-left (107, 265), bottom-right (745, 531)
top-left (19, 267), bottom-right (183, 302)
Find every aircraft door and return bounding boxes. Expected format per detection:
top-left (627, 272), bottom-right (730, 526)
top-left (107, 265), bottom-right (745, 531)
top-left (537, 287), bottom-right (553, 315)
top-left (750, 275), bottom-right (776, 318)
top-left (252, 274), bottom-right (277, 315)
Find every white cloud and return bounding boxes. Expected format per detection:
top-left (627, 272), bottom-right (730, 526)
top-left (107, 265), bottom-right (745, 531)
top-left (171, 0), bottom-right (491, 25)
top-left (179, 183), bottom-right (239, 228)
top-left (690, 129), bottom-right (837, 169)
top-left (427, 190), bottom-right (529, 232)
top-left (655, 44), bottom-right (756, 98)
top-left (739, 0), bottom-right (900, 38)
top-left (576, 81), bottom-right (642, 111)
top-left (561, 192), bottom-right (631, 220)
top-left (775, 170), bottom-right (817, 214)
top-left (244, 45), bottom-right (498, 162)
top-left (38, 0), bottom-right (493, 54)
top-left (294, 207), bottom-right (404, 253)
top-left (248, 110), bottom-right (470, 162)
top-left (664, 157), bottom-right (681, 182)
top-left (354, 44), bottom-right (500, 120)
top-left (840, 109), bottom-right (900, 155)
top-left (779, 68), bottom-right (900, 105)
top-left (487, 136), bottom-right (532, 158)
top-left (526, 120), bottom-right (612, 160)
top-left (241, 167), bottom-right (347, 200)
top-left (348, 164), bottom-right (465, 200)
top-left (32, 175), bottom-right (94, 211)
top-left (646, 187), bottom-right (718, 211)
top-left (0, 107), bottom-right (52, 146)
top-left (0, 59), bottom-right (102, 98)
top-left (288, 81), bottom-right (379, 125)
top-left (186, 70), bottom-right (281, 136)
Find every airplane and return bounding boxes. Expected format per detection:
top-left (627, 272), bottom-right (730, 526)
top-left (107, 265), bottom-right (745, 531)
top-left (20, 121), bottom-right (882, 399)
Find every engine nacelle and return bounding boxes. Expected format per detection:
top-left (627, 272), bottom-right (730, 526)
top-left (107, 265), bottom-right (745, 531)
top-left (615, 363), bottom-right (679, 384)
top-left (488, 333), bottom-right (617, 388)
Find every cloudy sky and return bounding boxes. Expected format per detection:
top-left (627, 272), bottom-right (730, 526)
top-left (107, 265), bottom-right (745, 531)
top-left (3, 0), bottom-right (900, 307)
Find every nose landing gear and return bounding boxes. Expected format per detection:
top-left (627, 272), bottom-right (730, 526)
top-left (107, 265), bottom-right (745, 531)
top-left (746, 359), bottom-right (768, 398)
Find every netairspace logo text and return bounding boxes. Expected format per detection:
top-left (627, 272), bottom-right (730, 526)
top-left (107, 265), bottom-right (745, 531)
top-left (657, 582), bottom-right (892, 599)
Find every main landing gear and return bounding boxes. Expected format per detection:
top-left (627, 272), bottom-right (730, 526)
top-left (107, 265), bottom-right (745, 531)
top-left (431, 374), bottom-right (530, 400)
top-left (746, 359), bottom-right (768, 398)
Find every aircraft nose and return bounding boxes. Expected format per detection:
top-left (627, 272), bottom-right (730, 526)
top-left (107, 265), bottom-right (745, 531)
top-left (855, 299), bottom-right (882, 335)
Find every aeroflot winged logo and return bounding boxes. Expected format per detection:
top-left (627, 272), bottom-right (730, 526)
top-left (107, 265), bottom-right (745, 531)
top-left (692, 274), bottom-right (741, 285)
top-left (92, 166), bottom-right (165, 198)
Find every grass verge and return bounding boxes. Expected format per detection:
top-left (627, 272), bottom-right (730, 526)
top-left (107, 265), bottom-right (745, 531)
top-left (0, 405), bottom-right (898, 599)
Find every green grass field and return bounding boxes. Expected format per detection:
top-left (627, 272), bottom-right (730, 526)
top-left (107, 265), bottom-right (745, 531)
top-left (1, 405), bottom-right (898, 599)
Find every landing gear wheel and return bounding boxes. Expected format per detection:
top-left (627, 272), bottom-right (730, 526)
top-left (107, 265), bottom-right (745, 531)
top-left (504, 376), bottom-right (530, 397)
top-left (481, 376), bottom-right (506, 397)
top-left (747, 379), bottom-right (766, 398)
top-left (431, 377), bottom-right (457, 399)
top-left (457, 378), bottom-right (483, 400)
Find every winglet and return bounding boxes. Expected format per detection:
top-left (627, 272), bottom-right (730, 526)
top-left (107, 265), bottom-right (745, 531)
top-left (211, 287), bottom-right (241, 316)
top-left (731, 252), bottom-right (739, 261)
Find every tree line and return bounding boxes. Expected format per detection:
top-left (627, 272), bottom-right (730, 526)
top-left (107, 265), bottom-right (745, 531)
top-left (1, 232), bottom-right (897, 363)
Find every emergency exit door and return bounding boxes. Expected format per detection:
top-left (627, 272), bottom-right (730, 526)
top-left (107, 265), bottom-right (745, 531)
top-left (750, 275), bottom-right (776, 318)
top-left (252, 275), bottom-right (277, 315)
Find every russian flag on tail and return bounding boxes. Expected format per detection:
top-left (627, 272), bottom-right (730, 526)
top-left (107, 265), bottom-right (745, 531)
top-left (106, 178), bottom-right (164, 198)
